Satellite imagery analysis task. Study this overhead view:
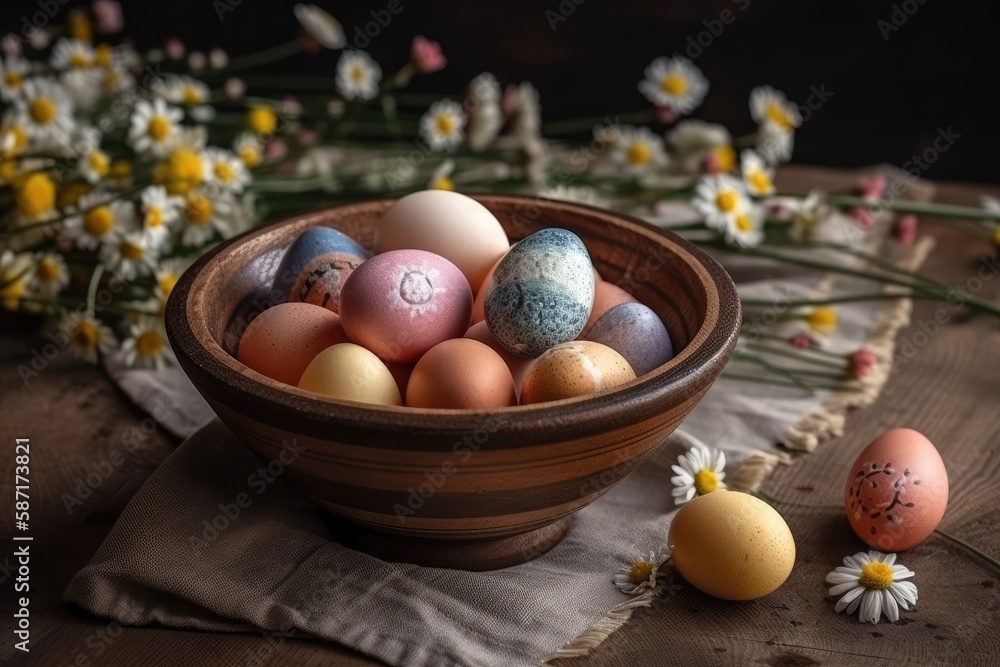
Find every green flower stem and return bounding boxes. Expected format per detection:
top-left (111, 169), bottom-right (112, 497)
top-left (772, 240), bottom-right (944, 288)
top-left (742, 291), bottom-right (1000, 318)
top-left (738, 352), bottom-right (846, 382)
top-left (824, 194), bottom-right (1000, 222)
top-left (933, 528), bottom-right (1000, 571)
top-left (720, 372), bottom-right (857, 393)
top-left (212, 39), bottom-right (304, 77)
top-left (85, 264), bottom-right (104, 316)
top-left (2, 183), bottom-right (149, 238)
top-left (744, 342), bottom-right (848, 370)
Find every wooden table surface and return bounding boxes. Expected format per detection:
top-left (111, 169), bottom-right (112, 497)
top-left (2, 165), bottom-right (999, 666)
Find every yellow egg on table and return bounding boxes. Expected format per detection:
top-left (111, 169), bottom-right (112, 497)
top-left (297, 343), bottom-right (402, 406)
top-left (668, 490), bottom-right (795, 601)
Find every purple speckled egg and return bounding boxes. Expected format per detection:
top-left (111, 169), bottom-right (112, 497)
top-left (584, 302), bottom-right (673, 376)
top-left (339, 249), bottom-right (473, 363)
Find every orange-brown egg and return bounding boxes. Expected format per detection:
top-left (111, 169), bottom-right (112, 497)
top-left (237, 303), bottom-right (348, 386)
top-left (520, 341), bottom-right (636, 404)
top-left (464, 321), bottom-right (534, 397)
top-left (406, 338), bottom-right (516, 409)
top-left (471, 254), bottom-right (506, 324)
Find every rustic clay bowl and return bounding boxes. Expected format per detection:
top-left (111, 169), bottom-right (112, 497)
top-left (166, 195), bottom-right (740, 570)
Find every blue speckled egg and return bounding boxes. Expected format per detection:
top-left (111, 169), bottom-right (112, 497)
top-left (585, 302), bottom-right (674, 375)
top-left (272, 227), bottom-right (370, 313)
top-left (485, 228), bottom-right (594, 358)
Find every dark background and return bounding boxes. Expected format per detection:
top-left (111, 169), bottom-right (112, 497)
top-left (4, 0), bottom-right (997, 182)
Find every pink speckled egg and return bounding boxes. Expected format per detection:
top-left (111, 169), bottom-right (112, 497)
top-left (237, 303), bottom-right (348, 386)
top-left (339, 249), bottom-right (473, 363)
top-left (845, 428), bottom-right (949, 552)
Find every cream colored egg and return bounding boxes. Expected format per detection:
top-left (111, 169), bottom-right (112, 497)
top-left (519, 341), bottom-right (635, 404)
top-left (297, 343), bottom-right (402, 406)
top-left (668, 490), bottom-right (795, 601)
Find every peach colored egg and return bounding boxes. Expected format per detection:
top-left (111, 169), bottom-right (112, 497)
top-left (471, 254), bottom-right (506, 324)
top-left (374, 190), bottom-right (509, 294)
top-left (581, 280), bottom-right (639, 337)
top-left (464, 321), bottom-right (534, 397)
top-left (407, 339), bottom-right (516, 409)
top-left (237, 303), bottom-right (348, 386)
top-left (339, 249), bottom-right (473, 363)
top-left (520, 341), bottom-right (636, 405)
top-left (297, 343), bottom-right (402, 406)
top-left (845, 428), bottom-right (948, 552)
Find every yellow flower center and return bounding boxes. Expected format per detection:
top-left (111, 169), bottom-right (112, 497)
top-left (431, 176), bottom-right (454, 191)
top-left (88, 150), bottom-right (110, 177)
top-left (182, 85), bottom-right (204, 105)
top-left (626, 142), bottom-right (652, 166)
top-left (660, 74), bottom-right (688, 96)
top-left (16, 173), bottom-right (56, 219)
top-left (70, 11), bottom-right (92, 43)
top-left (69, 52), bottom-right (92, 69)
top-left (715, 189), bottom-right (738, 213)
top-left (158, 273), bottom-right (179, 296)
top-left (4, 70), bottom-right (22, 90)
top-left (805, 307), bottom-right (838, 334)
top-left (237, 145), bottom-right (261, 168)
top-left (36, 258), bottom-right (60, 283)
top-left (58, 182), bottom-right (92, 209)
top-left (712, 146), bottom-right (736, 173)
top-left (734, 213), bottom-right (754, 233)
top-left (350, 65), bottom-right (366, 85)
top-left (1, 266), bottom-right (27, 309)
top-left (246, 106), bottom-right (277, 136)
top-left (147, 115), bottom-right (172, 141)
top-left (749, 169), bottom-right (772, 193)
top-left (693, 468), bottom-right (719, 496)
top-left (110, 159), bottom-right (133, 179)
top-left (73, 321), bottom-right (99, 349)
top-left (136, 330), bottom-right (165, 358)
top-left (84, 206), bottom-right (115, 237)
top-left (858, 562), bottom-right (894, 590)
top-left (119, 239), bottom-right (145, 261)
top-left (435, 113), bottom-right (456, 136)
top-left (95, 43), bottom-right (112, 67)
top-left (765, 102), bottom-right (795, 132)
top-left (3, 125), bottom-right (28, 156)
top-left (156, 150), bottom-right (204, 195)
top-left (0, 161), bottom-right (15, 183)
top-left (628, 560), bottom-right (654, 585)
top-left (185, 194), bottom-right (213, 225)
top-left (146, 206), bottom-right (165, 228)
top-left (29, 96), bottom-right (58, 125)
top-left (214, 161), bottom-right (236, 183)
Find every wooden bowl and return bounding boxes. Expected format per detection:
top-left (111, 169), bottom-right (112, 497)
top-left (165, 195), bottom-right (740, 570)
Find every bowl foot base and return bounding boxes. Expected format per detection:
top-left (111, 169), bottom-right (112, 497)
top-left (322, 515), bottom-right (574, 571)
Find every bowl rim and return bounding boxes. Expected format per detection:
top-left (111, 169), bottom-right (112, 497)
top-left (165, 194), bottom-right (740, 437)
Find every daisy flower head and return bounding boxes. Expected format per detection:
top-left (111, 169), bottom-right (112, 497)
top-left (14, 171), bottom-right (57, 222)
top-left (64, 191), bottom-right (136, 251)
top-left (233, 133), bottom-right (263, 168)
top-left (202, 147), bottom-right (250, 193)
top-left (78, 145), bottom-right (111, 184)
top-left (120, 319), bottom-right (175, 370)
top-left (756, 123), bottom-right (795, 164)
top-left (50, 39), bottom-right (95, 70)
top-left (722, 201), bottom-right (765, 248)
top-left (419, 99), bottom-right (467, 152)
top-left (100, 230), bottom-right (159, 281)
top-left (28, 252), bottom-right (69, 297)
top-left (826, 550), bottom-right (917, 624)
top-left (750, 85), bottom-right (801, 134)
top-left (613, 547), bottom-right (672, 595)
top-left (638, 56), bottom-right (708, 115)
top-left (0, 250), bottom-right (33, 311)
top-left (153, 146), bottom-right (206, 196)
top-left (786, 191), bottom-right (828, 242)
top-left (611, 125), bottom-right (667, 174)
top-left (692, 173), bottom-right (747, 232)
top-left (159, 75), bottom-right (211, 106)
top-left (294, 4), bottom-right (346, 49)
top-left (246, 105), bottom-right (278, 137)
top-left (1, 116), bottom-right (30, 159)
top-left (154, 256), bottom-right (192, 301)
top-left (0, 57), bottom-right (30, 101)
top-left (740, 150), bottom-right (775, 197)
top-left (335, 50), bottom-right (382, 101)
top-left (129, 98), bottom-right (183, 157)
top-left (427, 159), bottom-right (455, 191)
top-left (803, 306), bottom-right (838, 335)
top-left (139, 185), bottom-right (181, 248)
top-left (179, 188), bottom-right (236, 246)
top-left (671, 444), bottom-right (727, 505)
top-left (59, 311), bottom-right (117, 363)
top-left (15, 78), bottom-right (75, 147)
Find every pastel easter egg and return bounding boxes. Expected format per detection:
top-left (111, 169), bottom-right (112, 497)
top-left (272, 227), bottom-right (370, 309)
top-left (374, 190), bottom-right (509, 294)
top-left (464, 321), bottom-right (534, 397)
top-left (406, 338), bottom-right (517, 409)
top-left (585, 302), bottom-right (674, 376)
top-left (845, 428), bottom-right (948, 551)
top-left (297, 343), bottom-right (402, 406)
top-left (582, 280), bottom-right (639, 336)
top-left (519, 341), bottom-right (635, 404)
top-left (485, 228), bottom-right (595, 358)
top-left (339, 249), bottom-right (473, 363)
top-left (237, 303), bottom-right (348, 386)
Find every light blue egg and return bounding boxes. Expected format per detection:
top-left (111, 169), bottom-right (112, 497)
top-left (272, 227), bottom-right (370, 308)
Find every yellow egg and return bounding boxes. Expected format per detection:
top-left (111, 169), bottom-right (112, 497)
top-left (520, 341), bottom-right (635, 404)
top-left (668, 490), bottom-right (795, 601)
top-left (297, 343), bottom-right (402, 406)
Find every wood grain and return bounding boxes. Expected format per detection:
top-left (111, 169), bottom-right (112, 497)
top-left (2, 166), bottom-right (999, 666)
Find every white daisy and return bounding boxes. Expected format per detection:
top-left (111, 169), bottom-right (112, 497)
top-left (785, 191), bottom-right (828, 242)
top-left (0, 250), bottom-right (32, 311)
top-left (294, 4), bottom-right (345, 49)
top-left (128, 98), bottom-right (184, 157)
top-left (593, 122), bottom-right (625, 147)
top-left (613, 547), bottom-right (672, 595)
top-left (722, 202), bottom-right (765, 247)
top-left (50, 39), bottom-right (95, 70)
top-left (427, 159), bottom-right (455, 190)
top-left (120, 320), bottom-right (175, 370)
top-left (78, 145), bottom-right (111, 183)
top-left (419, 99), bottom-right (466, 151)
top-left (14, 78), bottom-right (75, 147)
top-left (466, 72), bottom-right (503, 151)
top-left (666, 119), bottom-right (731, 155)
top-left (756, 123), bottom-right (795, 164)
top-left (139, 185), bottom-right (182, 248)
top-left (99, 64), bottom-right (134, 95)
top-left (28, 252), bottom-right (69, 297)
top-left (335, 50), bottom-right (381, 101)
top-left (59, 311), bottom-right (117, 363)
top-left (611, 126), bottom-right (667, 174)
top-left (638, 57), bottom-right (708, 115)
top-left (0, 115), bottom-right (29, 158)
top-left (154, 256), bottom-right (193, 300)
top-left (64, 191), bottom-right (136, 251)
top-left (233, 133), bottom-right (263, 168)
top-left (740, 150), bottom-right (775, 197)
top-left (60, 67), bottom-right (103, 109)
top-left (691, 174), bottom-right (747, 232)
top-left (670, 444), bottom-right (727, 505)
top-left (202, 147), bottom-right (250, 193)
top-left (750, 85), bottom-right (801, 133)
top-left (179, 189), bottom-right (236, 246)
top-left (0, 58), bottom-right (30, 101)
top-left (100, 230), bottom-right (159, 280)
top-left (153, 74), bottom-right (211, 106)
top-left (826, 550), bottom-right (917, 624)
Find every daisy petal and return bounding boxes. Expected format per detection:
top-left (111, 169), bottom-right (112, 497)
top-left (882, 588), bottom-right (899, 622)
top-left (834, 585), bottom-right (865, 612)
